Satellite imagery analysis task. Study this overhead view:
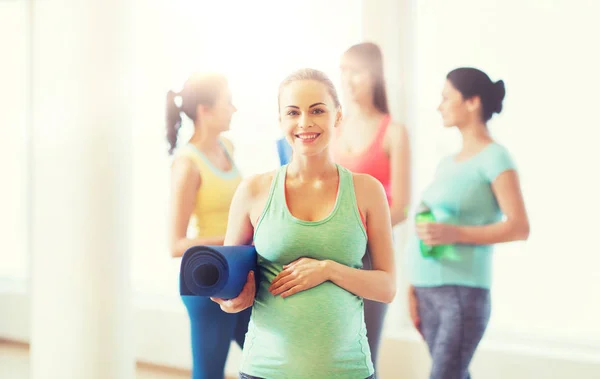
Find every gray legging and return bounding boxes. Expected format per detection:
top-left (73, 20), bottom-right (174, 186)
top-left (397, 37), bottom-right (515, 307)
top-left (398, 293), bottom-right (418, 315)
top-left (361, 250), bottom-right (388, 370)
top-left (414, 285), bottom-right (491, 379)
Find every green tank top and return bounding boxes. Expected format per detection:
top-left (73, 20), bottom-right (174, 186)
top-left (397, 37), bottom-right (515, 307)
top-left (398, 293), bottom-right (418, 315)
top-left (241, 164), bottom-right (374, 379)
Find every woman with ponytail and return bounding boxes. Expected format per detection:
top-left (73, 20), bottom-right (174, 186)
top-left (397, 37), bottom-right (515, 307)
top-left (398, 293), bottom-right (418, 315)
top-left (166, 73), bottom-right (250, 379)
top-left (408, 67), bottom-right (530, 378)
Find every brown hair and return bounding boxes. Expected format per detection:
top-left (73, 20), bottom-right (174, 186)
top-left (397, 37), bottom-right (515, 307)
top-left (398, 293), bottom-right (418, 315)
top-left (165, 73), bottom-right (228, 155)
top-left (447, 67), bottom-right (505, 122)
top-left (344, 42), bottom-right (390, 114)
top-left (278, 68), bottom-right (341, 111)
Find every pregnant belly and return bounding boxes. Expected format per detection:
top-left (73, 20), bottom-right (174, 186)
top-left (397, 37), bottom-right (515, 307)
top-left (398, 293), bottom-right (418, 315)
top-left (252, 280), bottom-right (365, 351)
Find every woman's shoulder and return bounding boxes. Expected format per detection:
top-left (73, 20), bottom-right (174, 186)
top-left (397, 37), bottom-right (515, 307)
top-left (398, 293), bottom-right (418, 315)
top-left (385, 118), bottom-right (408, 133)
top-left (478, 142), bottom-right (517, 180)
top-left (474, 141), bottom-right (514, 165)
top-left (384, 118), bottom-right (409, 148)
top-left (487, 141), bottom-right (511, 156)
top-left (170, 147), bottom-right (199, 176)
top-left (237, 169), bottom-right (279, 200)
top-left (351, 172), bottom-right (387, 203)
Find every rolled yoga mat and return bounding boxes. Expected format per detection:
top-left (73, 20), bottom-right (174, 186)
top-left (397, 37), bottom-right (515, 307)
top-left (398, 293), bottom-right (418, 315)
top-left (180, 245), bottom-right (257, 299)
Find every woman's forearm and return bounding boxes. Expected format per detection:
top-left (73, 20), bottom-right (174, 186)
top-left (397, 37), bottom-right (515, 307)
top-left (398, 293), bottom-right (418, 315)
top-left (325, 260), bottom-right (396, 303)
top-left (171, 236), bottom-right (226, 257)
top-left (456, 220), bottom-right (529, 245)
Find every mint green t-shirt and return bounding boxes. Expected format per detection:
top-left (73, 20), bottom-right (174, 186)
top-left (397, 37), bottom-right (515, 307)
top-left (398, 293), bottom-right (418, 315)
top-left (408, 143), bottom-right (517, 289)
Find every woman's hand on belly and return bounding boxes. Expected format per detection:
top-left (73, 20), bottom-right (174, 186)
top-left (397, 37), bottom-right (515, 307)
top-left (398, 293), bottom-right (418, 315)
top-left (268, 257), bottom-right (329, 298)
top-left (211, 271), bottom-right (256, 313)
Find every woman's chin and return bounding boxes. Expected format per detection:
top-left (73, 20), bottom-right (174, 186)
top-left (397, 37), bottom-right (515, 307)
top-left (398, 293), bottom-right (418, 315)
top-left (441, 119), bottom-right (455, 128)
top-left (216, 124), bottom-right (231, 133)
top-left (342, 92), bottom-right (366, 105)
top-left (293, 143), bottom-right (327, 157)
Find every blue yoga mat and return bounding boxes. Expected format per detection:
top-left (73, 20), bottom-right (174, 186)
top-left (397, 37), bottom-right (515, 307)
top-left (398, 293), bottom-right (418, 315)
top-left (179, 245), bottom-right (257, 299)
top-left (276, 137), bottom-right (292, 165)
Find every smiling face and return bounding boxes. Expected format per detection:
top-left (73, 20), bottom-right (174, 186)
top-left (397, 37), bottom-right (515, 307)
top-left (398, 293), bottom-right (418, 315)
top-left (278, 79), bottom-right (342, 157)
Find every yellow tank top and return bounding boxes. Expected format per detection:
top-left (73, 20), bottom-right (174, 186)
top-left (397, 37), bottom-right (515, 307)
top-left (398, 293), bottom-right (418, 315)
top-left (176, 138), bottom-right (242, 238)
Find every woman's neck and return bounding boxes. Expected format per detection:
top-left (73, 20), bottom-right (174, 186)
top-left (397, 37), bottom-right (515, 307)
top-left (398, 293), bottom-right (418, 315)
top-left (188, 125), bottom-right (221, 152)
top-left (288, 151), bottom-right (337, 182)
top-left (458, 120), bottom-right (492, 150)
top-left (345, 99), bottom-right (382, 121)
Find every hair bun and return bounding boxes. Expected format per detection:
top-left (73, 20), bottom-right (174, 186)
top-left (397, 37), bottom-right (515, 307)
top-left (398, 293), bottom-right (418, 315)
top-left (492, 80), bottom-right (505, 114)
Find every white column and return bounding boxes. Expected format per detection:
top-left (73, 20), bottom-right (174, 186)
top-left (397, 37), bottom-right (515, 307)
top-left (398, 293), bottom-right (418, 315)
top-left (361, 0), bottom-right (413, 123)
top-left (29, 0), bottom-right (135, 378)
top-left (361, 0), bottom-right (417, 334)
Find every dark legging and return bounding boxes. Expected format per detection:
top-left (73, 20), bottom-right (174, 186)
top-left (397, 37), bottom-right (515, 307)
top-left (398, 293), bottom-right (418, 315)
top-left (182, 295), bottom-right (252, 379)
top-left (414, 285), bottom-right (491, 379)
top-left (361, 251), bottom-right (389, 370)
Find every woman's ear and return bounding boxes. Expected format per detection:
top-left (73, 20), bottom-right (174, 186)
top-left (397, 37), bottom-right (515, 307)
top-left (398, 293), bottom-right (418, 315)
top-left (334, 107), bottom-right (343, 127)
top-left (196, 103), bottom-right (209, 117)
top-left (465, 96), bottom-right (481, 114)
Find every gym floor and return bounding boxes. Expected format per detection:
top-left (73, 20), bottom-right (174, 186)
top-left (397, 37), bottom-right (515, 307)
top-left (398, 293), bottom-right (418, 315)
top-left (0, 339), bottom-right (237, 379)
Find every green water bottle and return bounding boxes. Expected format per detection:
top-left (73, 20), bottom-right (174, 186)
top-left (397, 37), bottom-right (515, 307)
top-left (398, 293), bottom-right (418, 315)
top-left (415, 203), bottom-right (460, 261)
top-left (415, 203), bottom-right (437, 258)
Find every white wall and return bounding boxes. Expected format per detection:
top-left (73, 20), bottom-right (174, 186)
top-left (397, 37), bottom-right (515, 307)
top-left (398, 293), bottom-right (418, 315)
top-left (0, 0), bottom-right (30, 281)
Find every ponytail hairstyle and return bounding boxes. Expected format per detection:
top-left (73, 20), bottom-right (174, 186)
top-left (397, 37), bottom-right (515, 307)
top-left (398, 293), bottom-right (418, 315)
top-left (165, 90), bottom-right (182, 155)
top-left (165, 73), bottom-right (228, 155)
top-left (343, 42), bottom-right (390, 114)
top-left (447, 67), bottom-right (506, 122)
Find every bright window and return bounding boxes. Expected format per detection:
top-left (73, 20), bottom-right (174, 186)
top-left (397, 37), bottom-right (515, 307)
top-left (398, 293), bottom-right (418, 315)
top-left (0, 1), bottom-right (30, 283)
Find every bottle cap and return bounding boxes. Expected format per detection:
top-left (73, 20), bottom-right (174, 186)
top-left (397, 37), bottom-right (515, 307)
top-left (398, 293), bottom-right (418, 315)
top-left (415, 202), bottom-right (431, 214)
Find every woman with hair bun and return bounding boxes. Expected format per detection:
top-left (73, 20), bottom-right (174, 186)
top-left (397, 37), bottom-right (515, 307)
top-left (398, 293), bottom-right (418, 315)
top-left (408, 67), bottom-right (530, 379)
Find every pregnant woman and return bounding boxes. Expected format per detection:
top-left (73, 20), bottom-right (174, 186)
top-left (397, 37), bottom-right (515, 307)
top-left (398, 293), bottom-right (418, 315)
top-left (212, 68), bottom-right (397, 379)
